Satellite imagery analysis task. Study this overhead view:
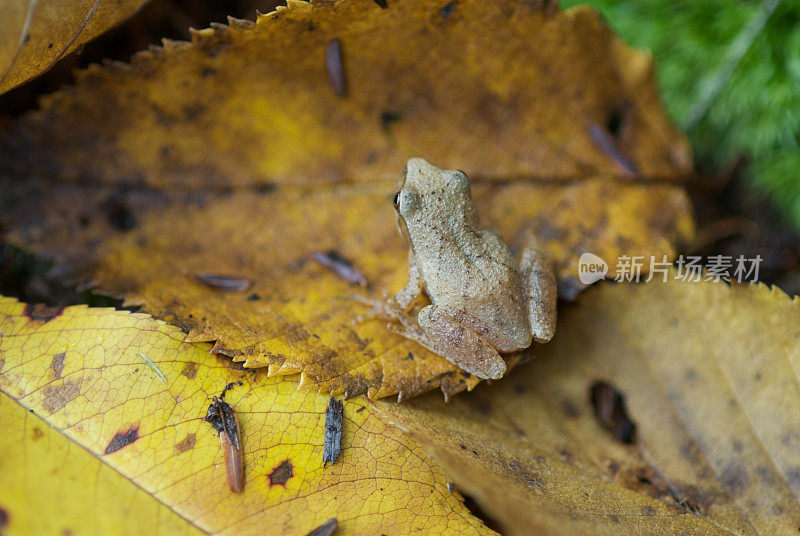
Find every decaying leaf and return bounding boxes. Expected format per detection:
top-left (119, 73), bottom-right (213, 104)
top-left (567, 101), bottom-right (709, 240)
top-left (0, 0), bottom-right (694, 399)
top-left (0, 297), bottom-right (491, 535)
top-left (0, 0), bottom-right (150, 94)
top-left (374, 276), bottom-right (800, 535)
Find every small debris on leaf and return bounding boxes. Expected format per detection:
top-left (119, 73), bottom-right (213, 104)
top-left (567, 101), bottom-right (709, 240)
top-left (305, 518), bottom-right (338, 536)
top-left (588, 123), bottom-right (637, 177)
top-left (136, 352), bottom-right (167, 383)
top-left (205, 397), bottom-right (244, 492)
top-left (590, 380), bottom-right (637, 444)
top-left (326, 39), bottom-right (346, 98)
top-left (311, 250), bottom-right (367, 286)
top-left (191, 272), bottom-right (252, 292)
top-left (439, 1), bottom-right (457, 19)
top-left (323, 397), bottom-right (344, 465)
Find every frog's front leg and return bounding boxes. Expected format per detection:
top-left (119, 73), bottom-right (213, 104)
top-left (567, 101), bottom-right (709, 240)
top-left (392, 251), bottom-right (424, 311)
top-left (354, 252), bottom-right (423, 324)
top-left (519, 245), bottom-right (557, 343)
top-left (402, 305), bottom-right (507, 380)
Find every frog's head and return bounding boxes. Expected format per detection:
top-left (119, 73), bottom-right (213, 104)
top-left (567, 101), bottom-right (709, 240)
top-left (393, 158), bottom-right (475, 237)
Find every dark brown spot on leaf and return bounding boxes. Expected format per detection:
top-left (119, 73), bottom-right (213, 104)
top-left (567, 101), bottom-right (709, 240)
top-left (181, 362), bottom-right (198, 379)
top-left (42, 380), bottom-right (82, 414)
top-left (0, 507), bottom-right (8, 531)
top-left (605, 103), bottom-right (631, 137)
top-left (439, 1), bottom-right (457, 19)
top-left (560, 399), bottom-right (580, 418)
top-left (269, 459), bottom-right (294, 486)
top-left (372, 0), bottom-right (388, 7)
top-left (305, 518), bottom-right (338, 536)
top-left (590, 380), bottom-right (637, 444)
top-left (104, 425), bottom-right (140, 454)
top-left (104, 198), bottom-right (137, 231)
top-left (24, 303), bottom-right (64, 324)
top-left (50, 352), bottom-right (66, 379)
top-left (174, 433), bottom-right (197, 454)
top-left (380, 110), bottom-right (401, 131)
top-left (720, 462), bottom-right (749, 495)
top-left (31, 427), bottom-right (44, 441)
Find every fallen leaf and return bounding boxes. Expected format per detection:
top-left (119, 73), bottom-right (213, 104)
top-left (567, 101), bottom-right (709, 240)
top-left (0, 0), bottom-right (695, 399)
top-left (0, 0), bottom-right (150, 94)
top-left (374, 276), bottom-right (800, 535)
top-left (0, 296), bottom-right (492, 535)
top-left (0, 396), bottom-right (203, 536)
top-left (0, 1), bottom-right (692, 186)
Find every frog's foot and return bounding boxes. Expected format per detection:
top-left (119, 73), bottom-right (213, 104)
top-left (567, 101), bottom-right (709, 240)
top-left (352, 293), bottom-right (408, 325)
top-left (415, 305), bottom-right (507, 380)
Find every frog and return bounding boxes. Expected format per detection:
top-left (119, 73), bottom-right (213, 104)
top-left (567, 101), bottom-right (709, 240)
top-left (359, 158), bottom-right (557, 380)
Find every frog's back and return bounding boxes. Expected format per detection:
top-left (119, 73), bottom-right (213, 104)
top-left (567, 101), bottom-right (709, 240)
top-left (420, 228), bottom-right (531, 347)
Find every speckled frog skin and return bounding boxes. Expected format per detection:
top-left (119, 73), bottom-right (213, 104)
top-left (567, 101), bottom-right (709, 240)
top-left (362, 158), bottom-right (557, 380)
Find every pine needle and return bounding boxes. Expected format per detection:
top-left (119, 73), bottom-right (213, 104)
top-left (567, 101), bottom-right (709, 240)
top-left (137, 352), bottom-right (167, 384)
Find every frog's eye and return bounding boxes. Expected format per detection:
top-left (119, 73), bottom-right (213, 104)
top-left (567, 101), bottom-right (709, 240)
top-left (395, 189), bottom-right (419, 216)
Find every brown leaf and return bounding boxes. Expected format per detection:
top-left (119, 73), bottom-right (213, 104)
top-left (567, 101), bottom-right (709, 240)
top-left (0, 0), bottom-right (149, 94)
top-left (373, 276), bottom-right (800, 534)
top-left (0, 0), bottom-right (694, 399)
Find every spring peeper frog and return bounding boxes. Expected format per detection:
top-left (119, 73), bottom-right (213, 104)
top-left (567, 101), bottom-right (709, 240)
top-left (360, 158), bottom-right (557, 380)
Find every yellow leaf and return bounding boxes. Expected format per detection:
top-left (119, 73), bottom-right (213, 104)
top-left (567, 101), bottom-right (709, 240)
top-left (374, 277), bottom-right (800, 535)
top-left (0, 398), bottom-right (203, 536)
top-left (0, 297), bottom-right (491, 535)
top-left (0, 0), bottom-right (149, 94)
top-left (0, 0), bottom-right (694, 399)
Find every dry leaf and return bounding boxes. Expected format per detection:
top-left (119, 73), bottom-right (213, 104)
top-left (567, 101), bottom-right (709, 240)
top-left (0, 297), bottom-right (491, 535)
top-left (374, 276), bottom-right (800, 535)
top-left (0, 0), bottom-right (694, 399)
top-left (0, 0), bottom-right (150, 94)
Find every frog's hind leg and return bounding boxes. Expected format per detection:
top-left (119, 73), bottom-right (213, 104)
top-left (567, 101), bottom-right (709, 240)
top-left (519, 245), bottom-right (557, 343)
top-left (413, 305), bottom-right (507, 380)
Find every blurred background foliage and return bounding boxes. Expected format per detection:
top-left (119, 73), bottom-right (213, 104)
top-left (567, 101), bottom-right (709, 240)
top-left (561, 0), bottom-right (800, 228)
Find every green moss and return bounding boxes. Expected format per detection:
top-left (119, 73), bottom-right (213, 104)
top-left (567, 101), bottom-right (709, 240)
top-left (561, 0), bottom-right (800, 227)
